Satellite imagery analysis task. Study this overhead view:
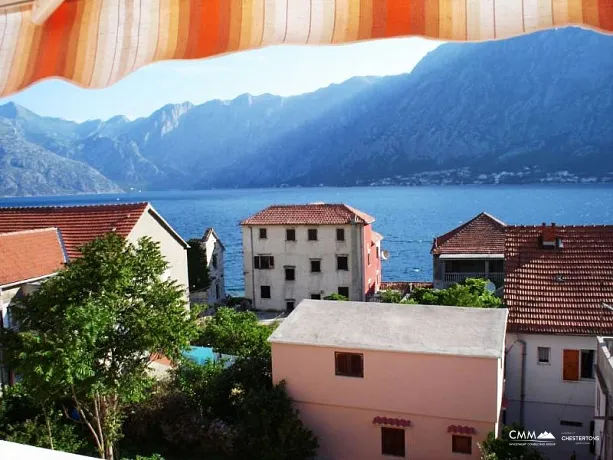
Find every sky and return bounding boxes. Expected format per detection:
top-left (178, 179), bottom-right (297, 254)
top-left (0, 37), bottom-right (442, 122)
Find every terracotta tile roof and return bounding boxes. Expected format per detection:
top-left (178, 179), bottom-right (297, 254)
top-left (0, 203), bottom-right (148, 260)
top-left (240, 203), bottom-right (375, 226)
top-left (505, 225), bottom-right (613, 335)
top-left (431, 212), bottom-right (506, 255)
top-left (0, 228), bottom-right (67, 286)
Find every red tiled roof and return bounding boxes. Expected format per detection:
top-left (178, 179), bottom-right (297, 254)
top-left (240, 204), bottom-right (375, 226)
top-left (505, 225), bottom-right (613, 335)
top-left (0, 203), bottom-right (148, 260)
top-left (0, 228), bottom-right (67, 286)
top-left (432, 212), bottom-right (506, 255)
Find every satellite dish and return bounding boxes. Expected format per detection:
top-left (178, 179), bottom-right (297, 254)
top-left (381, 250), bottom-right (390, 260)
top-left (485, 281), bottom-right (496, 293)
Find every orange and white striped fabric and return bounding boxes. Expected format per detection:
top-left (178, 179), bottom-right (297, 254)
top-left (0, 0), bottom-right (612, 97)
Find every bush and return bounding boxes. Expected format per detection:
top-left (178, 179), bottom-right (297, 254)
top-left (408, 278), bottom-right (502, 308)
top-left (323, 293), bottom-right (348, 301)
top-left (479, 424), bottom-right (546, 460)
top-left (380, 289), bottom-right (404, 303)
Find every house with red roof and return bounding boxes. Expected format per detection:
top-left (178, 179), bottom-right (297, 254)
top-left (431, 212), bottom-right (506, 289)
top-left (240, 203), bottom-right (383, 311)
top-left (503, 223), bottom-right (613, 460)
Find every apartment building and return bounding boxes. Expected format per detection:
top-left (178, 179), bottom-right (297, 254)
top-left (241, 203), bottom-right (383, 311)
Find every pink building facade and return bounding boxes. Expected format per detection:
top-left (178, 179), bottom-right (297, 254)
top-left (270, 300), bottom-right (508, 460)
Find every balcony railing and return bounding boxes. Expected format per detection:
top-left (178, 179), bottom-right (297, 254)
top-left (443, 272), bottom-right (504, 285)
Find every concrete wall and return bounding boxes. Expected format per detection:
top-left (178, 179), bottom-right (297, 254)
top-left (243, 225), bottom-right (362, 310)
top-left (505, 333), bottom-right (597, 460)
top-left (272, 342), bottom-right (502, 460)
top-left (128, 210), bottom-right (189, 293)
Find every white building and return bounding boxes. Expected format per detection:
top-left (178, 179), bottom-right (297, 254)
top-left (240, 203), bottom-right (383, 311)
top-left (595, 336), bottom-right (613, 460)
top-left (504, 224), bottom-right (613, 460)
top-left (192, 227), bottom-right (226, 305)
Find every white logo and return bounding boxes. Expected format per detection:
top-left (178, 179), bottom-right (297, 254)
top-left (537, 432), bottom-right (556, 440)
top-left (509, 430), bottom-right (556, 446)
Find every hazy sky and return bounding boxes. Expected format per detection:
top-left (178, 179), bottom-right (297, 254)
top-left (0, 37), bottom-right (441, 122)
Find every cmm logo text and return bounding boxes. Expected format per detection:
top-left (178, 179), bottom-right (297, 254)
top-left (509, 430), bottom-right (556, 446)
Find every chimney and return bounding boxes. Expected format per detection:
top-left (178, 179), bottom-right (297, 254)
top-left (541, 222), bottom-right (561, 249)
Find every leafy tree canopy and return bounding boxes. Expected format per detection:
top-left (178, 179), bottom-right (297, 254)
top-left (1, 233), bottom-right (200, 460)
top-left (479, 424), bottom-right (546, 460)
top-left (186, 238), bottom-right (211, 293)
top-left (407, 278), bottom-right (502, 308)
top-left (323, 293), bottom-right (348, 301)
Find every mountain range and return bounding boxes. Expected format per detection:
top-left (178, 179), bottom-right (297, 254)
top-left (0, 27), bottom-right (612, 197)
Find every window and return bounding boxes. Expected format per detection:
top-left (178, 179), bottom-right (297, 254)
top-left (561, 420), bottom-right (583, 427)
top-left (335, 352), bottom-right (363, 378)
top-left (310, 259), bottom-right (321, 273)
top-left (581, 349), bottom-right (595, 379)
top-left (253, 255), bottom-right (274, 269)
top-left (452, 435), bottom-right (472, 454)
top-left (337, 255), bottom-right (349, 271)
top-left (286, 300), bottom-right (295, 312)
top-left (308, 228), bottom-right (318, 241)
top-left (563, 349), bottom-right (580, 381)
top-left (285, 267), bottom-right (295, 281)
top-left (286, 229), bottom-right (296, 241)
top-left (368, 251), bottom-right (371, 266)
top-left (259, 228), bottom-right (267, 239)
top-left (212, 253), bottom-right (218, 269)
top-left (260, 286), bottom-right (271, 299)
top-left (381, 427), bottom-right (405, 457)
top-left (338, 287), bottom-right (349, 299)
top-left (215, 283), bottom-right (220, 299)
top-left (563, 349), bottom-right (595, 381)
top-left (538, 347), bottom-right (550, 364)
top-left (336, 228), bottom-right (345, 241)
top-left (311, 294), bottom-right (321, 300)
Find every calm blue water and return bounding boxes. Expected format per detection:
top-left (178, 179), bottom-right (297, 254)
top-left (1, 186), bottom-right (612, 294)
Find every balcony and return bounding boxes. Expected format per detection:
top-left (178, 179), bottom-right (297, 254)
top-left (443, 272), bottom-right (504, 286)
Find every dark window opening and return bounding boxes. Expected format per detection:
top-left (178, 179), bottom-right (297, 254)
top-left (560, 420), bottom-right (583, 427)
top-left (337, 256), bottom-right (349, 271)
top-left (286, 300), bottom-right (295, 312)
top-left (308, 229), bottom-right (318, 241)
top-left (335, 352), bottom-right (363, 378)
top-left (215, 283), bottom-right (219, 299)
top-left (338, 287), bottom-right (349, 298)
top-left (581, 349), bottom-right (595, 379)
top-left (260, 285), bottom-right (271, 299)
top-left (310, 259), bottom-right (321, 273)
top-left (452, 435), bottom-right (472, 454)
top-left (254, 255), bottom-right (274, 269)
top-left (381, 427), bottom-right (405, 457)
top-left (259, 228), bottom-right (267, 239)
top-left (212, 253), bottom-right (218, 269)
top-left (336, 228), bottom-right (345, 241)
top-left (311, 294), bottom-right (321, 300)
top-left (285, 267), bottom-right (295, 281)
top-left (368, 252), bottom-right (371, 266)
top-left (286, 229), bottom-right (296, 241)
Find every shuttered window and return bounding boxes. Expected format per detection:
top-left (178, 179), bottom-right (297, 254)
top-left (335, 352), bottom-right (363, 378)
top-left (452, 435), bottom-right (472, 454)
top-left (563, 349), bottom-right (580, 381)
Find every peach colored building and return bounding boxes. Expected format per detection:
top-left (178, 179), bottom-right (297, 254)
top-left (269, 300), bottom-right (508, 460)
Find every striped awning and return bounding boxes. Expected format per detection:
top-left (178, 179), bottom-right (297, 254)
top-left (0, 0), bottom-right (612, 97)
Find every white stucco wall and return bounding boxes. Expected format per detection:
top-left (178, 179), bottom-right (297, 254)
top-left (204, 233), bottom-right (225, 304)
top-left (128, 209), bottom-right (188, 294)
top-left (243, 225), bottom-right (363, 311)
top-left (505, 333), bottom-right (597, 460)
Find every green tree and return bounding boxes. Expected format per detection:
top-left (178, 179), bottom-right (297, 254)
top-left (1, 233), bottom-right (200, 460)
top-left (323, 293), bottom-right (348, 301)
top-left (407, 278), bottom-right (502, 308)
top-left (479, 424), bottom-right (546, 460)
top-left (379, 290), bottom-right (404, 303)
top-left (196, 307), bottom-right (275, 357)
top-left (187, 238), bottom-right (211, 293)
